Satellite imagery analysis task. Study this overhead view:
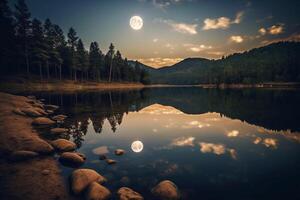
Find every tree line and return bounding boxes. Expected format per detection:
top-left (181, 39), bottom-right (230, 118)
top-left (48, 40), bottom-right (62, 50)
top-left (150, 41), bottom-right (300, 84)
top-left (0, 0), bottom-right (150, 84)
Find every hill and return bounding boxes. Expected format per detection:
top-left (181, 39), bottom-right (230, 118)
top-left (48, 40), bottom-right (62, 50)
top-left (140, 42), bottom-right (300, 85)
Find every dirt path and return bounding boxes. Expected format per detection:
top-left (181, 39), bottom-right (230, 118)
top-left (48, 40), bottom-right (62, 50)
top-left (0, 92), bottom-right (75, 200)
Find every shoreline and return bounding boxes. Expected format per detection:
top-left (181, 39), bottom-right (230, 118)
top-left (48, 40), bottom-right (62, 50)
top-left (0, 80), bottom-right (300, 94)
top-left (0, 92), bottom-right (75, 200)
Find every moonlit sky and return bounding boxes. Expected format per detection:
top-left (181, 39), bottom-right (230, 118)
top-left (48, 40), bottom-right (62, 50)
top-left (10, 0), bottom-right (300, 68)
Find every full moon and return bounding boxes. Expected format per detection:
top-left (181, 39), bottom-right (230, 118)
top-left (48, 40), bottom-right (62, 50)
top-left (131, 140), bottom-right (144, 153)
top-left (130, 16), bottom-right (143, 30)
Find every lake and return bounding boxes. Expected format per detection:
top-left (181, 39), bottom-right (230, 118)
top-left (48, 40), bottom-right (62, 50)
top-left (31, 87), bottom-right (300, 199)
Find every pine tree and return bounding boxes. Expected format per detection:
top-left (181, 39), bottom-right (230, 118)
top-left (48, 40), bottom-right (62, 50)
top-left (51, 24), bottom-right (65, 80)
top-left (31, 18), bottom-right (48, 81)
top-left (107, 43), bottom-right (115, 82)
top-left (0, 0), bottom-right (16, 75)
top-left (113, 50), bottom-right (122, 81)
top-left (67, 27), bottom-right (78, 80)
top-left (76, 39), bottom-right (89, 81)
top-left (15, 0), bottom-right (31, 77)
top-left (89, 42), bottom-right (102, 81)
top-left (134, 61), bottom-right (141, 82)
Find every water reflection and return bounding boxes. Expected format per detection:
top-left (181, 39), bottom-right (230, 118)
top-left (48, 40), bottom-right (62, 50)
top-left (29, 88), bottom-right (300, 199)
top-left (131, 141), bottom-right (143, 153)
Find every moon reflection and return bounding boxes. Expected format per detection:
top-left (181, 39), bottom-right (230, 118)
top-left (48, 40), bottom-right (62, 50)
top-left (131, 140), bottom-right (143, 153)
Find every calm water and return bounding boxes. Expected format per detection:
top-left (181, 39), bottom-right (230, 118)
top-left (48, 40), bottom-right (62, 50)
top-left (32, 88), bottom-right (300, 200)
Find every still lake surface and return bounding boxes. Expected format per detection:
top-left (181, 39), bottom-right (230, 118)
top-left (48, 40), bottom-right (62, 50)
top-left (33, 87), bottom-right (300, 199)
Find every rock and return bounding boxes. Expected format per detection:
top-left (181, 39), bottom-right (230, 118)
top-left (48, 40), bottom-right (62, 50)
top-left (59, 152), bottom-right (86, 167)
top-left (33, 107), bottom-right (47, 115)
top-left (32, 117), bottom-right (56, 126)
top-left (99, 154), bottom-right (107, 160)
top-left (85, 182), bottom-right (111, 200)
top-left (42, 169), bottom-right (50, 175)
top-left (106, 159), bottom-right (117, 165)
top-left (52, 114), bottom-right (67, 121)
top-left (10, 150), bottom-right (39, 161)
top-left (44, 104), bottom-right (59, 111)
top-left (71, 169), bottom-right (106, 194)
top-left (51, 139), bottom-right (76, 151)
top-left (32, 102), bottom-right (44, 109)
top-left (24, 137), bottom-right (54, 154)
top-left (92, 146), bottom-right (109, 155)
top-left (46, 110), bottom-right (54, 114)
top-left (50, 127), bottom-right (69, 135)
top-left (151, 180), bottom-right (180, 200)
top-left (12, 108), bottom-right (26, 116)
top-left (115, 149), bottom-right (125, 156)
top-left (21, 107), bottom-right (43, 117)
top-left (117, 187), bottom-right (144, 200)
top-left (27, 95), bottom-right (36, 99)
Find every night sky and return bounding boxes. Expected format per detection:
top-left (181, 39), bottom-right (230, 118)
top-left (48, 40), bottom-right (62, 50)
top-left (10, 0), bottom-right (300, 67)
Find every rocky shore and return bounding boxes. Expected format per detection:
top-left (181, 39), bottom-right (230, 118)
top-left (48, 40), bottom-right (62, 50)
top-left (0, 92), bottom-right (180, 200)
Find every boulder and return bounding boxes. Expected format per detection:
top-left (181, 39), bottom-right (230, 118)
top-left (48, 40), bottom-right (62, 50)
top-left (31, 102), bottom-right (44, 109)
top-left (106, 159), bottom-right (117, 165)
top-left (50, 127), bottom-right (69, 135)
top-left (44, 104), bottom-right (59, 111)
top-left (27, 95), bottom-right (36, 100)
top-left (59, 152), bottom-right (86, 167)
top-left (20, 137), bottom-right (54, 154)
top-left (151, 180), bottom-right (180, 200)
top-left (10, 150), bottom-right (39, 161)
top-left (21, 107), bottom-right (43, 117)
top-left (32, 117), bottom-right (56, 126)
top-left (71, 169), bottom-right (106, 194)
top-left (12, 108), bottom-right (26, 116)
top-left (92, 146), bottom-right (109, 155)
top-left (117, 187), bottom-right (144, 200)
top-left (52, 114), bottom-right (67, 121)
top-left (33, 107), bottom-right (47, 115)
top-left (51, 139), bottom-right (76, 151)
top-left (115, 149), bottom-right (125, 156)
top-left (85, 182), bottom-right (111, 200)
top-left (42, 169), bottom-right (50, 175)
top-left (46, 110), bottom-right (54, 114)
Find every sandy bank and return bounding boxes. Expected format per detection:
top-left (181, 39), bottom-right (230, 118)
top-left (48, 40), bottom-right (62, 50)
top-left (0, 92), bottom-right (75, 200)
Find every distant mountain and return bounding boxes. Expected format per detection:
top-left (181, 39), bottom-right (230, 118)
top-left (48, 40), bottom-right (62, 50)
top-left (128, 60), bottom-right (157, 73)
top-left (138, 42), bottom-right (300, 85)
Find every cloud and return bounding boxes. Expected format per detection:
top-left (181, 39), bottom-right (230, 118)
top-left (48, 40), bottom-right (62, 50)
top-left (258, 28), bottom-right (267, 35)
top-left (233, 11), bottom-right (244, 24)
top-left (227, 130), bottom-right (239, 137)
top-left (156, 18), bottom-right (198, 34)
top-left (207, 51), bottom-right (225, 56)
top-left (230, 35), bottom-right (244, 43)
top-left (259, 24), bottom-right (284, 36)
top-left (184, 43), bottom-right (212, 52)
top-left (153, 38), bottom-right (158, 42)
top-left (170, 22), bottom-right (198, 34)
top-left (269, 24), bottom-right (284, 35)
top-left (165, 43), bottom-right (175, 49)
top-left (199, 142), bottom-right (238, 159)
top-left (150, 0), bottom-right (192, 9)
top-left (171, 136), bottom-right (195, 147)
top-left (137, 57), bottom-right (183, 67)
top-left (203, 11), bottom-right (244, 30)
top-left (199, 142), bottom-right (226, 155)
top-left (203, 17), bottom-right (231, 30)
top-left (261, 32), bottom-right (300, 45)
top-left (263, 138), bottom-right (277, 148)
